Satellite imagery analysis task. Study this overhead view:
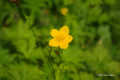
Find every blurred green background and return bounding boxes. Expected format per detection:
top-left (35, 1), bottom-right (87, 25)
top-left (0, 0), bottom-right (120, 80)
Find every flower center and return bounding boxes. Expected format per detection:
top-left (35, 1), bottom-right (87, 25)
top-left (56, 33), bottom-right (65, 42)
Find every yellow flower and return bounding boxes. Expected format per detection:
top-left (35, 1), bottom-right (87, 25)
top-left (61, 8), bottom-right (68, 16)
top-left (49, 26), bottom-right (73, 49)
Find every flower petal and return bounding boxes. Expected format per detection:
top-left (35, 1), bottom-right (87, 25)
top-left (59, 41), bottom-right (68, 49)
top-left (65, 35), bottom-right (73, 43)
top-left (49, 39), bottom-right (59, 47)
top-left (60, 26), bottom-right (69, 35)
top-left (50, 29), bottom-right (59, 38)
top-left (61, 8), bottom-right (68, 16)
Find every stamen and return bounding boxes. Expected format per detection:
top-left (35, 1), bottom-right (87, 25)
top-left (56, 33), bottom-right (65, 41)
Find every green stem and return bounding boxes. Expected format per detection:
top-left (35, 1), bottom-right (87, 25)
top-left (18, 0), bottom-right (46, 63)
top-left (58, 47), bottom-right (62, 65)
top-left (59, 56), bottom-right (62, 65)
top-left (58, 48), bottom-right (63, 80)
top-left (18, 0), bottom-right (55, 79)
top-left (48, 51), bottom-right (56, 80)
top-left (28, 22), bottom-right (46, 58)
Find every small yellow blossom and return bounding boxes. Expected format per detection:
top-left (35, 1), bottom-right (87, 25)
top-left (49, 26), bottom-right (73, 49)
top-left (61, 8), bottom-right (68, 16)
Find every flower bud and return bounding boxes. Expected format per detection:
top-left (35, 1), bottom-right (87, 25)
top-left (54, 50), bottom-right (59, 56)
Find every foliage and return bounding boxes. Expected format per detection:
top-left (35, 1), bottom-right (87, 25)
top-left (0, 0), bottom-right (120, 80)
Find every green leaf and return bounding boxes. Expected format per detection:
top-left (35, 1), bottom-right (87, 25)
top-left (105, 0), bottom-right (116, 5)
top-left (0, 45), bottom-right (13, 64)
top-left (98, 13), bottom-right (108, 24)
